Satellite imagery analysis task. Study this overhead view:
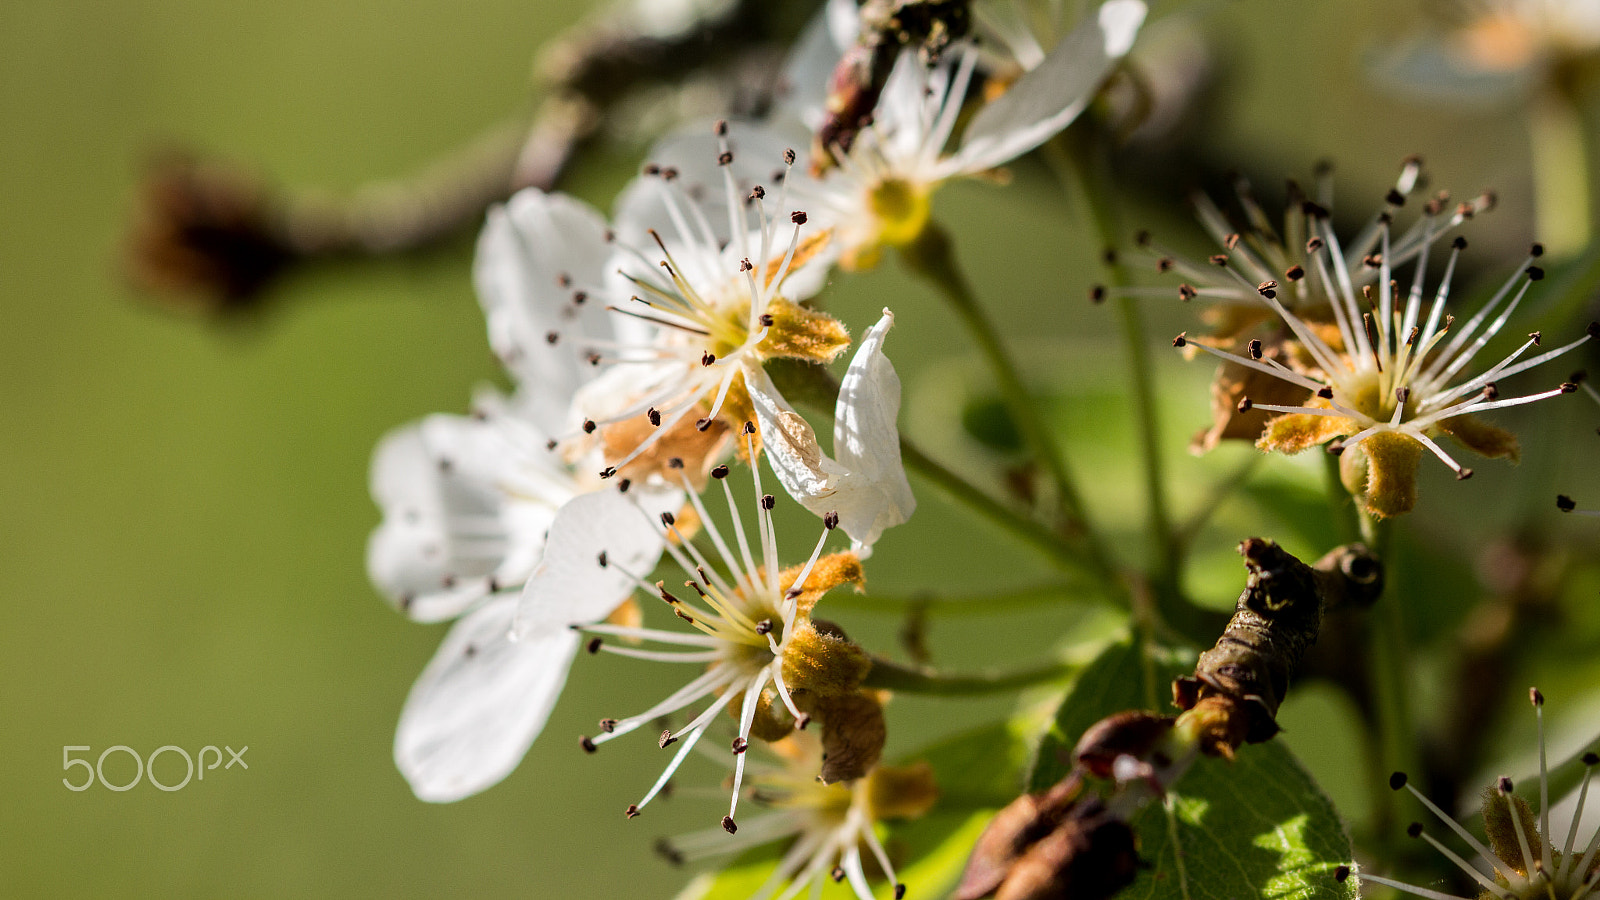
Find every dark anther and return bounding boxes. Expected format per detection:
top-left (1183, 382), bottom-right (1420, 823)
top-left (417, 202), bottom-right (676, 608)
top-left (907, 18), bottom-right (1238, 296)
top-left (1327, 441), bottom-right (1345, 456)
top-left (743, 421), bottom-right (757, 435)
top-left (791, 211), bottom-right (807, 225)
top-left (597, 551), bottom-right (608, 568)
top-left (587, 637), bottom-right (603, 654)
top-left (643, 163), bottom-right (661, 176)
top-left (1335, 866), bottom-right (1351, 883)
top-left (1177, 283), bottom-right (1197, 302)
top-left (667, 457), bottom-right (684, 469)
top-left (545, 330), bottom-right (560, 345)
top-left (546, 439), bottom-right (559, 451)
top-left (731, 737), bottom-right (748, 754)
top-left (1558, 495), bottom-right (1577, 512)
top-left (582, 419), bottom-right (597, 434)
top-left (1156, 257), bottom-right (1174, 272)
top-left (722, 816), bottom-right (737, 834)
top-left (1530, 242), bottom-right (1545, 257)
top-left (586, 352), bottom-right (601, 366)
top-left (1497, 776), bottom-right (1514, 794)
top-left (1090, 285), bottom-right (1106, 303)
top-left (824, 511), bottom-right (839, 529)
top-left (1135, 230), bottom-right (1152, 246)
top-left (714, 119), bottom-right (728, 136)
top-left (1102, 247), bottom-right (1117, 265)
top-left (1306, 237), bottom-right (1325, 252)
top-left (1452, 235), bottom-right (1468, 250)
top-left (702, 352), bottom-right (716, 366)
top-left (718, 151), bottom-right (734, 166)
top-left (711, 465), bottom-right (730, 479)
top-left (1588, 321), bottom-right (1600, 339)
top-left (1172, 332), bottom-right (1188, 348)
top-left (1583, 752), bottom-right (1599, 766)
top-left (739, 258), bottom-right (753, 272)
top-left (1527, 265), bottom-right (1545, 281)
top-left (783, 148), bottom-right (797, 166)
top-left (1225, 233), bottom-right (1241, 250)
top-left (660, 730), bottom-right (677, 749)
top-left (755, 619), bottom-right (772, 635)
top-left (750, 185), bottom-right (765, 200)
top-left (572, 290), bottom-right (587, 304)
top-left (1395, 387), bottom-right (1410, 405)
top-left (1209, 254), bottom-right (1229, 267)
top-left (1285, 264), bottom-right (1305, 281)
top-left (1248, 340), bottom-right (1262, 360)
top-left (1386, 188), bottom-right (1406, 206)
top-left (599, 467), bottom-right (617, 479)
top-left (1406, 822), bottom-right (1424, 838)
top-left (1389, 771), bottom-right (1408, 790)
top-left (759, 313), bottom-right (774, 327)
top-left (894, 885), bottom-right (906, 900)
top-left (796, 713), bottom-right (811, 730)
top-left (1484, 383), bottom-right (1500, 400)
top-left (599, 718), bottom-right (617, 733)
top-left (761, 494), bottom-right (776, 510)
top-left (618, 478), bottom-right (631, 493)
top-left (831, 867), bottom-right (846, 883)
top-left (661, 167), bottom-right (678, 181)
top-left (1317, 386), bottom-right (1334, 399)
top-left (696, 417), bottom-right (713, 432)
top-left (647, 408), bottom-right (662, 426)
top-left (1562, 382), bottom-right (1579, 394)
top-left (1237, 397), bottom-right (1253, 413)
top-left (625, 805), bottom-right (640, 819)
top-left (462, 642), bottom-right (477, 658)
top-left (580, 736), bottom-right (597, 754)
top-left (1257, 280), bottom-right (1277, 296)
top-left (1456, 468), bottom-right (1474, 481)
top-left (1530, 687), bottom-right (1545, 707)
top-left (660, 511), bottom-right (676, 527)
top-left (1363, 253), bottom-right (1383, 269)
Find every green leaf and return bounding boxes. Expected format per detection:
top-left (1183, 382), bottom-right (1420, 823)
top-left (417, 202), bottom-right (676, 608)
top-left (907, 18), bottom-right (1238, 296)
top-left (675, 721), bottom-right (1033, 900)
top-left (1029, 638), bottom-right (1194, 791)
top-left (1124, 741), bottom-right (1356, 900)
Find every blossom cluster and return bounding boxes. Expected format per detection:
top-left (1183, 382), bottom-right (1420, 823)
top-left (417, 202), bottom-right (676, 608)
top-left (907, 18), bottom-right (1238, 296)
top-left (364, 1), bottom-right (1150, 896)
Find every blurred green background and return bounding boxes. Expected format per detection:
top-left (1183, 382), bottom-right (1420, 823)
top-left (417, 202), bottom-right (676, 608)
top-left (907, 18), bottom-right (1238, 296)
top-left (4, 0), bottom-right (1599, 896)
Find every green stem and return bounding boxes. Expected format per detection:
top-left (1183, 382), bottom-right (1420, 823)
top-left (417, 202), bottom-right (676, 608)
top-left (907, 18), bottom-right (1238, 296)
top-left (898, 437), bottom-right (1113, 586)
top-left (1359, 511), bottom-right (1417, 840)
top-left (1324, 453), bottom-right (1362, 546)
top-left (1052, 135), bottom-right (1180, 599)
top-left (825, 581), bottom-right (1110, 615)
top-left (862, 656), bottom-right (1081, 696)
top-left (899, 223), bottom-right (1117, 584)
top-left (1530, 86), bottom-right (1592, 259)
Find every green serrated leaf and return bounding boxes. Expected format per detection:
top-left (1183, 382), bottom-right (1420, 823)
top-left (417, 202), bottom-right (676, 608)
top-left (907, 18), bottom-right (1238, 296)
top-left (675, 721), bottom-right (1032, 900)
top-left (1124, 741), bottom-right (1355, 900)
top-left (1029, 638), bottom-right (1195, 791)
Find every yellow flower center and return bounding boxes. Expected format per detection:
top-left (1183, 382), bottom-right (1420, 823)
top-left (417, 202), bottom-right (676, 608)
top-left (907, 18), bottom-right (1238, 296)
top-left (868, 177), bottom-right (932, 249)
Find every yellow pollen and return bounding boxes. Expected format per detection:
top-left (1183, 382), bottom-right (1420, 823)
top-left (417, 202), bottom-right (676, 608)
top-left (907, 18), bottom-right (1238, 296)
top-left (867, 177), bottom-right (932, 249)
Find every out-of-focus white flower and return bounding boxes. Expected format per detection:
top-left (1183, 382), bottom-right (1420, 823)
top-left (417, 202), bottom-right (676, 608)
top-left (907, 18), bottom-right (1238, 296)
top-left (1372, 0), bottom-right (1600, 104)
top-left (775, 0), bottom-right (1145, 269)
top-left (750, 309), bottom-right (915, 553)
top-left (573, 431), bottom-right (878, 831)
top-left (667, 732), bottom-right (938, 900)
top-left (1353, 688), bottom-right (1600, 899)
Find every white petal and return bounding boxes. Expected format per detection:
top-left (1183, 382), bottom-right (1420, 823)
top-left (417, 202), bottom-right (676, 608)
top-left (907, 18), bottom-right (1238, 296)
top-left (394, 596), bottom-right (581, 802)
top-left (831, 309), bottom-right (915, 547)
top-left (474, 189), bottom-right (616, 430)
top-left (950, 0), bottom-right (1146, 175)
top-left (747, 363), bottom-right (847, 504)
top-left (366, 415), bottom-right (527, 622)
top-left (513, 486), bottom-right (679, 636)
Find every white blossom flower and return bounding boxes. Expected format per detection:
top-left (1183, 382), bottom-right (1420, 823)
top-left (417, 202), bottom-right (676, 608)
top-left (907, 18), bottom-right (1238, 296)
top-left (666, 733), bottom-right (938, 900)
top-left (1372, 0), bottom-right (1600, 103)
top-left (777, 0), bottom-right (1146, 269)
top-left (1170, 179), bottom-right (1596, 517)
top-left (1352, 688), bottom-right (1600, 899)
top-left (368, 386), bottom-right (681, 802)
top-left (477, 134), bottom-right (913, 547)
top-left (570, 429), bottom-right (878, 832)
